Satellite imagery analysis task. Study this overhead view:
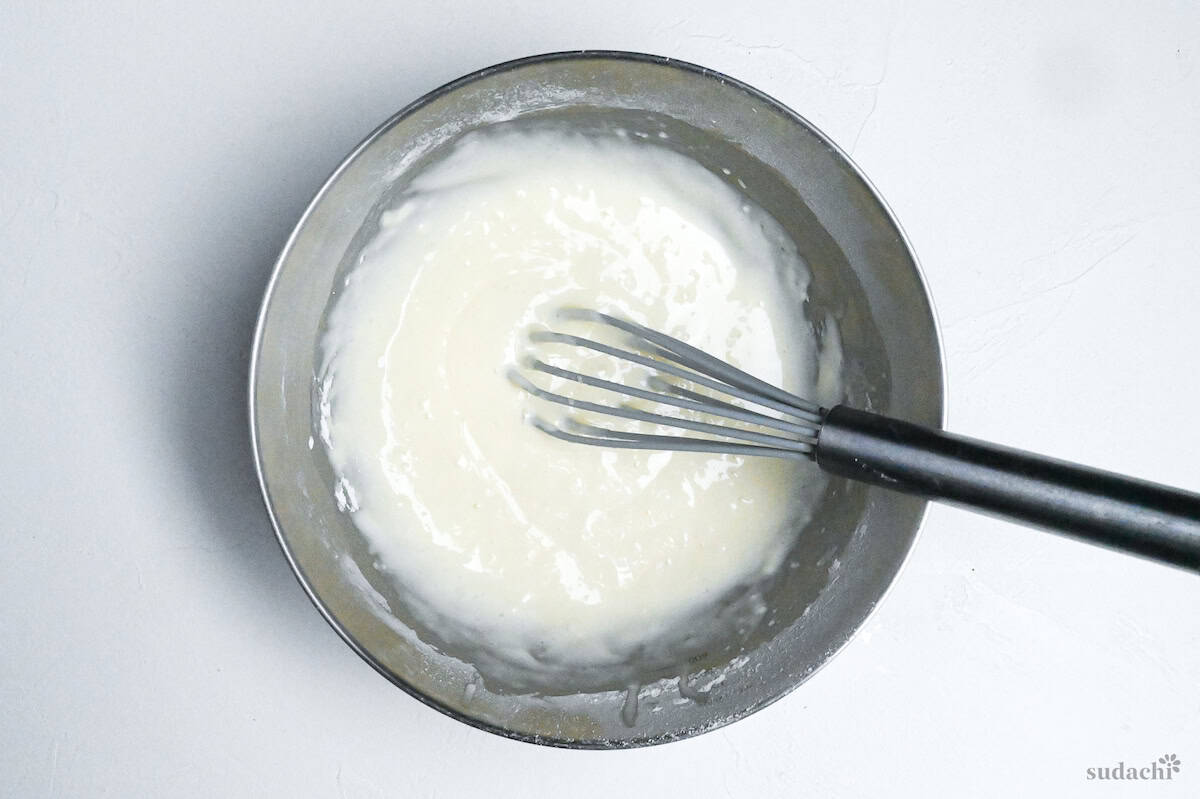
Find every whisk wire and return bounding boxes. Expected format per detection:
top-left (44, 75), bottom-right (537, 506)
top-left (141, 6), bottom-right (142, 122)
top-left (526, 358), bottom-right (817, 438)
top-left (530, 417), bottom-right (811, 461)
top-left (528, 330), bottom-right (822, 424)
top-left (512, 310), bottom-right (831, 458)
top-left (556, 308), bottom-right (823, 417)
top-left (508, 370), bottom-right (818, 452)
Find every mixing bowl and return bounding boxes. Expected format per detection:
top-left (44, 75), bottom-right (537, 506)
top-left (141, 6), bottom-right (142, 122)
top-left (250, 51), bottom-right (944, 747)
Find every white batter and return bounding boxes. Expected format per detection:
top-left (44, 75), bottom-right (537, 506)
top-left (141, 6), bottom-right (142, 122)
top-left (320, 124), bottom-right (842, 693)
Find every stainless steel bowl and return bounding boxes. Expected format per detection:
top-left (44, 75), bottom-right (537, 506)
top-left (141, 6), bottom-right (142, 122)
top-left (250, 51), bottom-right (944, 747)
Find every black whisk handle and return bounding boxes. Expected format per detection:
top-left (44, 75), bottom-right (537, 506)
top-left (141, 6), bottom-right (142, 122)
top-left (815, 405), bottom-right (1200, 572)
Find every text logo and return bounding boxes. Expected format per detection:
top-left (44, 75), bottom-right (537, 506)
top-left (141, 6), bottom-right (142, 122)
top-left (1086, 753), bottom-right (1181, 781)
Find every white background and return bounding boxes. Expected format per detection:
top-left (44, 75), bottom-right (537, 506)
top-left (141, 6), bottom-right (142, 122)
top-left (2, 1), bottom-right (1198, 796)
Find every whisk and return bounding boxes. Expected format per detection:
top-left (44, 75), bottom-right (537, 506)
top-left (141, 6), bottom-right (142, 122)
top-left (510, 309), bottom-right (1200, 572)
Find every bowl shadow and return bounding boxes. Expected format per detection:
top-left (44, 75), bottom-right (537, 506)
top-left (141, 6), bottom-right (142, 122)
top-left (159, 132), bottom-right (367, 652)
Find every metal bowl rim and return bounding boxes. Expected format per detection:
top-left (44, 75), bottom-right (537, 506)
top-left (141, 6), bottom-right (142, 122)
top-left (247, 49), bottom-right (948, 749)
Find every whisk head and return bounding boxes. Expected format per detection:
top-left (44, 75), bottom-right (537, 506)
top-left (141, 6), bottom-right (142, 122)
top-left (508, 309), bottom-right (827, 460)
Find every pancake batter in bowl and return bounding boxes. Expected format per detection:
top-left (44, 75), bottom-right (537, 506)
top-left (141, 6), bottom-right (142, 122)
top-left (319, 122), bottom-right (843, 694)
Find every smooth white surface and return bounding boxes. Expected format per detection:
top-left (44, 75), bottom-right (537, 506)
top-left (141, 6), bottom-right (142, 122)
top-left (1, 1), bottom-right (1197, 796)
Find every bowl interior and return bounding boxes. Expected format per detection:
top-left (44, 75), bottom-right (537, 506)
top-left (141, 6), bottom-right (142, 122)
top-left (251, 52), bottom-right (943, 747)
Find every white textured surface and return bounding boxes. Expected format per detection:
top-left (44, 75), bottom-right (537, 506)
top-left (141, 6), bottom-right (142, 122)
top-left (1, 1), bottom-right (1197, 796)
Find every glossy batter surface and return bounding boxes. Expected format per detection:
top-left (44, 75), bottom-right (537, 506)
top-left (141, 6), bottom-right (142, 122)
top-left (320, 124), bottom-right (841, 691)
